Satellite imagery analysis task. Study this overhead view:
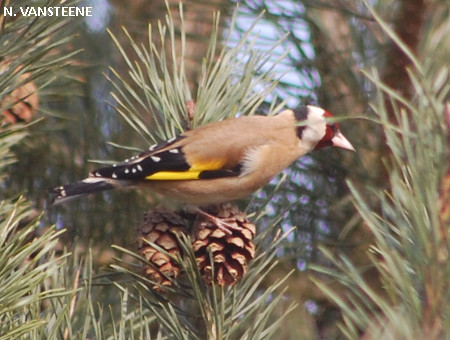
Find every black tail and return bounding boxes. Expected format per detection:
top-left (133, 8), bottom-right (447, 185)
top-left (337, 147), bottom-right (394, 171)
top-left (50, 178), bottom-right (115, 205)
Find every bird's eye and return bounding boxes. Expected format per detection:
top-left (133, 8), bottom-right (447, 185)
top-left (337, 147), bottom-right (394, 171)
top-left (330, 123), bottom-right (339, 134)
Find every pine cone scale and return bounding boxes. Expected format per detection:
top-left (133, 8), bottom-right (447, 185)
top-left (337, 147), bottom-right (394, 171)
top-left (137, 204), bottom-right (257, 289)
top-left (193, 204), bottom-right (256, 286)
top-left (137, 208), bottom-right (187, 291)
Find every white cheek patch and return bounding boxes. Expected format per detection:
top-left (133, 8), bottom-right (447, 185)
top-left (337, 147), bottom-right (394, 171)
top-left (302, 124), bottom-right (325, 142)
top-left (301, 115), bottom-right (327, 150)
top-left (306, 105), bottom-right (325, 116)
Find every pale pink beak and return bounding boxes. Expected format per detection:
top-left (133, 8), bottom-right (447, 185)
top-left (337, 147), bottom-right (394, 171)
top-left (331, 132), bottom-right (355, 151)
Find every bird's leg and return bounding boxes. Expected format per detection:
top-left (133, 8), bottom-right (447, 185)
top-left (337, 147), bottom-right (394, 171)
top-left (189, 206), bottom-right (244, 235)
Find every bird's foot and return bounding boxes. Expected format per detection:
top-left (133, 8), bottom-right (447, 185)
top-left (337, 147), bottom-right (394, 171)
top-left (193, 207), bottom-right (244, 235)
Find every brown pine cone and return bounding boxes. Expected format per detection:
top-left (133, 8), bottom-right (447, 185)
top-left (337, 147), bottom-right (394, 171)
top-left (192, 204), bottom-right (256, 286)
top-left (137, 208), bottom-right (187, 291)
top-left (1, 62), bottom-right (39, 125)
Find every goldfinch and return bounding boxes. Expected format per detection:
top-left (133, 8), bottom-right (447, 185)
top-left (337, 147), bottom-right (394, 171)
top-left (51, 105), bottom-right (354, 205)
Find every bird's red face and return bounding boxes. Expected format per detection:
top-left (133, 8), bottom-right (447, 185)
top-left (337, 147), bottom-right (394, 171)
top-left (313, 111), bottom-right (354, 151)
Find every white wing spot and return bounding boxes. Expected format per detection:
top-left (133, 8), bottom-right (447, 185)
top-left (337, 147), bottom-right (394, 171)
top-left (169, 148), bottom-right (179, 154)
top-left (132, 168), bottom-right (137, 173)
top-left (95, 172), bottom-right (102, 177)
top-left (83, 177), bottom-right (105, 183)
top-left (167, 137), bottom-right (176, 143)
top-left (125, 159), bottom-right (129, 162)
top-left (112, 173), bottom-right (117, 178)
top-left (124, 169), bottom-right (129, 174)
top-left (151, 156), bottom-right (161, 162)
top-left (149, 144), bottom-right (157, 150)
top-left (113, 164), bottom-right (117, 167)
top-left (137, 165), bottom-right (143, 171)
top-left (61, 189), bottom-right (66, 196)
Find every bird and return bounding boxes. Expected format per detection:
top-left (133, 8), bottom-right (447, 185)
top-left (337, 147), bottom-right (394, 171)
top-left (50, 105), bottom-right (354, 208)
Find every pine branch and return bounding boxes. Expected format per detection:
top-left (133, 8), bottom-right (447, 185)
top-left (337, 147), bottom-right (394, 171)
top-left (107, 1), bottom-right (288, 148)
top-left (98, 2), bottom-right (299, 338)
top-left (110, 223), bottom-right (297, 340)
top-left (0, 198), bottom-right (70, 339)
top-left (311, 3), bottom-right (450, 338)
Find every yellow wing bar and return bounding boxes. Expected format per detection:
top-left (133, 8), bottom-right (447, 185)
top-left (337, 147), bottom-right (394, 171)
top-left (190, 159), bottom-right (226, 171)
top-left (145, 159), bottom-right (226, 180)
top-left (146, 170), bottom-right (202, 180)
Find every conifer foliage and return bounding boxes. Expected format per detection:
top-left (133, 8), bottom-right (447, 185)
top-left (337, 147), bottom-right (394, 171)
top-left (0, 0), bottom-right (448, 339)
